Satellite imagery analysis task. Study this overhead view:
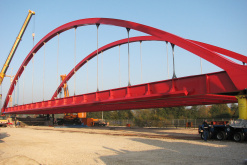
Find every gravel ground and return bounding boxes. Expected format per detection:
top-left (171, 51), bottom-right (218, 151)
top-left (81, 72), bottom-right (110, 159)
top-left (0, 126), bottom-right (246, 165)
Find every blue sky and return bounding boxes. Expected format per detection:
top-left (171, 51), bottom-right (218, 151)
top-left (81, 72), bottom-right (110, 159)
top-left (0, 0), bottom-right (247, 106)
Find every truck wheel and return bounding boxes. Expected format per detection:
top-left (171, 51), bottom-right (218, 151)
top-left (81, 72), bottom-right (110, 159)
top-left (200, 133), bottom-right (204, 140)
top-left (208, 132), bottom-right (212, 139)
top-left (233, 132), bottom-right (243, 142)
top-left (216, 131), bottom-right (226, 140)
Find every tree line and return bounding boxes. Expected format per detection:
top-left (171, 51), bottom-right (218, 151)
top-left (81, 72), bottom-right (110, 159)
top-left (87, 103), bottom-right (239, 122)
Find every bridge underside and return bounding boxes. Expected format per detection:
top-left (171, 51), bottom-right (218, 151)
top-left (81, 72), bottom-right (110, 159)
top-left (5, 94), bottom-right (237, 115)
top-left (4, 71), bottom-right (239, 114)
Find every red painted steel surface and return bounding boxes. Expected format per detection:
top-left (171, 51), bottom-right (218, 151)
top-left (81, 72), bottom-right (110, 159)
top-left (188, 39), bottom-right (247, 63)
top-left (5, 94), bottom-right (237, 114)
top-left (2, 18), bottom-right (247, 114)
top-left (4, 71), bottom-right (237, 114)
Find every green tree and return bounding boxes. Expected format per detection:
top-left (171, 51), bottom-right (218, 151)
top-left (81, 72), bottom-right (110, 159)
top-left (196, 105), bottom-right (209, 118)
top-left (87, 111), bottom-right (102, 119)
top-left (209, 104), bottom-right (231, 118)
top-left (116, 110), bottom-right (134, 119)
top-left (185, 106), bottom-right (198, 119)
top-left (133, 109), bottom-right (152, 127)
top-left (230, 103), bottom-right (238, 118)
top-left (173, 106), bottom-right (186, 119)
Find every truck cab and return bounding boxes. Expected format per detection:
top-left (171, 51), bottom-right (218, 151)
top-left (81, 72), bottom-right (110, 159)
top-left (0, 115), bottom-right (8, 127)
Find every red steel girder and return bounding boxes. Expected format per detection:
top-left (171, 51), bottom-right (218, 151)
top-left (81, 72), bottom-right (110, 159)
top-left (4, 71), bottom-right (237, 114)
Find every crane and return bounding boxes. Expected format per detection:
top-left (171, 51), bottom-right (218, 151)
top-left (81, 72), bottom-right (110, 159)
top-left (60, 74), bottom-right (86, 122)
top-left (60, 74), bottom-right (69, 98)
top-left (0, 10), bottom-right (35, 86)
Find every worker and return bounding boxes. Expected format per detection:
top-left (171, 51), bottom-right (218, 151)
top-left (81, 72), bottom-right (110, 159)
top-left (16, 121), bottom-right (20, 128)
top-left (14, 117), bottom-right (17, 127)
top-left (202, 120), bottom-right (209, 141)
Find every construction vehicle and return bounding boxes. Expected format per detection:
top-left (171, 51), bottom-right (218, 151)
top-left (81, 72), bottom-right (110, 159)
top-left (198, 119), bottom-right (247, 142)
top-left (0, 115), bottom-right (8, 127)
top-left (58, 75), bottom-right (106, 126)
top-left (60, 74), bottom-right (69, 99)
top-left (78, 118), bottom-right (106, 127)
top-left (58, 74), bottom-right (86, 125)
top-left (92, 119), bottom-right (107, 126)
top-left (199, 94), bottom-right (247, 142)
top-left (0, 10), bottom-right (35, 86)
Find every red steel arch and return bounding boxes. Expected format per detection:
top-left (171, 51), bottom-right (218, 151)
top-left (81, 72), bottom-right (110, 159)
top-left (2, 18), bottom-right (247, 112)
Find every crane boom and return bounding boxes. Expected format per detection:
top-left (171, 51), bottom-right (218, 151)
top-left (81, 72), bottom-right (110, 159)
top-left (0, 10), bottom-right (35, 86)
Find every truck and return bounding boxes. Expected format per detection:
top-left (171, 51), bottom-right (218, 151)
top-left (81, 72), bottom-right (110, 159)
top-left (198, 119), bottom-right (247, 142)
top-left (227, 119), bottom-right (247, 142)
top-left (92, 119), bottom-right (107, 126)
top-left (57, 113), bottom-right (82, 125)
top-left (0, 115), bottom-right (8, 127)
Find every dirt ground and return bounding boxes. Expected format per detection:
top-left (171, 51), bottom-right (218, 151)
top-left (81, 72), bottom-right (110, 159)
top-left (0, 126), bottom-right (246, 165)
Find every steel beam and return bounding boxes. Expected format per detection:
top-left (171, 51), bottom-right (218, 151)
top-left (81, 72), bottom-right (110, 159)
top-left (4, 71), bottom-right (237, 114)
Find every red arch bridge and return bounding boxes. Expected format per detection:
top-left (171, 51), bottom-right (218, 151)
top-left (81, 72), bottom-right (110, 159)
top-left (2, 18), bottom-right (247, 116)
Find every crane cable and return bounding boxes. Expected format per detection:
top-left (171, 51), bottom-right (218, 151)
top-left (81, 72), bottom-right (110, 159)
top-left (32, 15), bottom-right (35, 103)
top-left (32, 14), bottom-right (35, 47)
top-left (32, 53), bottom-right (35, 103)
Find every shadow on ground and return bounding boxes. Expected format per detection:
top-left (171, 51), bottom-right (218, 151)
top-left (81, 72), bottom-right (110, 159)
top-left (98, 127), bottom-right (200, 140)
top-left (0, 132), bottom-right (9, 143)
top-left (100, 137), bottom-right (245, 165)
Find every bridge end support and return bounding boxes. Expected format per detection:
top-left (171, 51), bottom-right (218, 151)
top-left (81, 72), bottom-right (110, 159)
top-left (236, 95), bottom-right (247, 119)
